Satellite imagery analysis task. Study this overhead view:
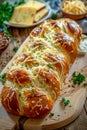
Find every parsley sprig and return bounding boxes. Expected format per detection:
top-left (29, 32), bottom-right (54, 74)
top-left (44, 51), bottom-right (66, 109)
top-left (49, 112), bottom-right (54, 118)
top-left (51, 13), bottom-right (58, 20)
top-left (13, 46), bottom-right (19, 52)
top-left (83, 83), bottom-right (87, 87)
top-left (0, 73), bottom-right (7, 85)
top-left (0, 1), bottom-right (14, 29)
top-left (72, 72), bottom-right (85, 85)
top-left (62, 97), bottom-right (70, 106)
top-left (46, 63), bottom-right (52, 68)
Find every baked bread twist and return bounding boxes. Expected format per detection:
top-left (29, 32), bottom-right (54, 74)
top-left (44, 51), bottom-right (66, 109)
top-left (1, 18), bottom-right (82, 118)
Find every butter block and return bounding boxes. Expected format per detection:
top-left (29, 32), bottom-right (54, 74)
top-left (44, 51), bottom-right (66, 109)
top-left (34, 8), bottom-right (48, 22)
top-left (9, 5), bottom-right (37, 25)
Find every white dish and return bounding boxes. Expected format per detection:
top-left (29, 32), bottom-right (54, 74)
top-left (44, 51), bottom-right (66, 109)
top-left (5, 1), bottom-right (52, 28)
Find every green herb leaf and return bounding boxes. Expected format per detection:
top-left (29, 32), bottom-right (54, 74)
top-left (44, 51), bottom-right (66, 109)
top-left (13, 46), bottom-right (19, 52)
top-left (72, 72), bottom-right (85, 85)
top-left (49, 112), bottom-right (54, 117)
top-left (39, 44), bottom-right (43, 49)
top-left (51, 13), bottom-right (58, 20)
top-left (46, 63), bottom-right (52, 68)
top-left (31, 89), bottom-right (34, 95)
top-left (14, 0), bottom-right (25, 6)
top-left (83, 83), bottom-right (87, 87)
top-left (1, 73), bottom-right (6, 79)
top-left (0, 73), bottom-right (7, 85)
top-left (62, 97), bottom-right (70, 106)
top-left (0, 2), bottom-right (14, 28)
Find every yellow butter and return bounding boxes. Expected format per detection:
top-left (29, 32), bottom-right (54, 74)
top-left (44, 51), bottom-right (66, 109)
top-left (26, 0), bottom-right (45, 11)
top-left (34, 8), bottom-right (48, 22)
top-left (9, 5), bottom-right (37, 25)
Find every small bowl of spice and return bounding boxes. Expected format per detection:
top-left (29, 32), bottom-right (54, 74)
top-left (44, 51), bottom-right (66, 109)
top-left (0, 32), bottom-right (9, 54)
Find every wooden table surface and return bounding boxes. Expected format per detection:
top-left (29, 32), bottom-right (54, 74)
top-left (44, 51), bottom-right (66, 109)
top-left (0, 27), bottom-right (87, 130)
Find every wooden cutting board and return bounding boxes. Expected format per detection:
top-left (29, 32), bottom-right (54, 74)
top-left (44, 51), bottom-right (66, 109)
top-left (0, 37), bottom-right (87, 130)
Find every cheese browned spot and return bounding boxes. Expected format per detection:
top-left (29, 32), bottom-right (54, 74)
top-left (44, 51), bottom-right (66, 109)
top-left (38, 67), bottom-right (61, 98)
top-left (44, 53), bottom-right (69, 76)
top-left (1, 85), bottom-right (20, 115)
top-left (14, 52), bottom-right (37, 67)
top-left (52, 32), bottom-right (78, 63)
top-left (21, 88), bottom-right (53, 118)
top-left (7, 69), bottom-right (31, 85)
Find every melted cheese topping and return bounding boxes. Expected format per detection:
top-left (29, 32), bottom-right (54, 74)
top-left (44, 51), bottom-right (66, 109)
top-left (3, 19), bottom-right (81, 118)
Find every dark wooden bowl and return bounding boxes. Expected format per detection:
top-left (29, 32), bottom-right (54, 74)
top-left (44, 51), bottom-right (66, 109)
top-left (0, 32), bottom-right (9, 54)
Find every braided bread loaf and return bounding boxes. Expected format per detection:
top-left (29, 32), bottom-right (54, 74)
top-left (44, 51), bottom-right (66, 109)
top-left (1, 18), bottom-right (82, 118)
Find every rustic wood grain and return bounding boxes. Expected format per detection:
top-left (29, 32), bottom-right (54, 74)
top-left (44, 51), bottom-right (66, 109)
top-left (84, 98), bottom-right (87, 114)
top-left (0, 118), bottom-right (16, 130)
top-left (64, 108), bottom-right (87, 130)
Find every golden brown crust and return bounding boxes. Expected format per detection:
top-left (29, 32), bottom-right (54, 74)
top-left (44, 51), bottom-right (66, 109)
top-left (1, 18), bottom-right (82, 118)
top-left (38, 67), bottom-right (61, 99)
top-left (1, 85), bottom-right (20, 115)
top-left (65, 21), bottom-right (82, 46)
top-left (52, 32), bottom-right (78, 63)
top-left (56, 18), bottom-right (82, 47)
top-left (14, 52), bottom-right (37, 67)
top-left (7, 69), bottom-right (31, 85)
top-left (29, 26), bottom-right (49, 40)
top-left (22, 88), bottom-right (53, 118)
top-left (44, 53), bottom-right (69, 76)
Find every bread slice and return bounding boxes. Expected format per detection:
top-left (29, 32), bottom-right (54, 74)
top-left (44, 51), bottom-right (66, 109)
top-left (34, 8), bottom-right (48, 22)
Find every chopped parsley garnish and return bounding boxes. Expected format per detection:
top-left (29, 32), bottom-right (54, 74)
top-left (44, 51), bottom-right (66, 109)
top-left (31, 89), bottom-right (34, 95)
top-left (72, 72), bottom-right (85, 85)
top-left (57, 114), bottom-right (60, 117)
top-left (13, 46), bottom-right (19, 52)
top-left (0, 73), bottom-right (7, 85)
top-left (46, 63), bottom-right (52, 68)
top-left (51, 13), bottom-right (58, 20)
top-left (62, 97), bottom-right (70, 106)
top-left (83, 83), bottom-right (87, 87)
top-left (49, 112), bottom-right (54, 117)
top-left (39, 44), bottom-right (43, 49)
